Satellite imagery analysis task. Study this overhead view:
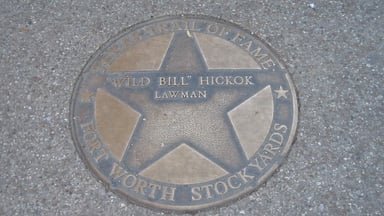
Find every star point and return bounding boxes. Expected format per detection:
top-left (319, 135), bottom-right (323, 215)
top-left (274, 86), bottom-right (289, 99)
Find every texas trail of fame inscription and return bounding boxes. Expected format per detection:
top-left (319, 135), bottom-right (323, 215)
top-left (70, 15), bottom-right (298, 212)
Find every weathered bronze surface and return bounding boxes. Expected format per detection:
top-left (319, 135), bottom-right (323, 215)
top-left (70, 15), bottom-right (298, 212)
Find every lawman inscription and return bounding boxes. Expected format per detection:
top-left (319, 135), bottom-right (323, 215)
top-left (71, 15), bottom-right (298, 211)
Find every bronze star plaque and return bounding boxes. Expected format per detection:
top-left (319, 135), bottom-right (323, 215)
top-left (70, 15), bottom-right (298, 212)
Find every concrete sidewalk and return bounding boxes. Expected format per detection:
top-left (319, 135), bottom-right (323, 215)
top-left (1, 0), bottom-right (383, 215)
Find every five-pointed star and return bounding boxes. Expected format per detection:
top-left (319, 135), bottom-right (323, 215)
top-left (105, 31), bottom-right (264, 172)
top-left (274, 86), bottom-right (289, 99)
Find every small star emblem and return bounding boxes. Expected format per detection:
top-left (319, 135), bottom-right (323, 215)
top-left (274, 86), bottom-right (289, 99)
top-left (80, 90), bottom-right (94, 103)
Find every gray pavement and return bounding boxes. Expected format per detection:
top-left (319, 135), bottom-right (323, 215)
top-left (1, 0), bottom-right (383, 215)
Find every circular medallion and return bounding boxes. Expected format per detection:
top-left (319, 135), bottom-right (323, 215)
top-left (70, 15), bottom-right (298, 211)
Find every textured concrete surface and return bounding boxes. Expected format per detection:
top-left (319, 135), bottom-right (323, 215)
top-left (1, 0), bottom-right (383, 215)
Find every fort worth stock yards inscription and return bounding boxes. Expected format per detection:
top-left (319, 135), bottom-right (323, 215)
top-left (70, 15), bottom-right (298, 211)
